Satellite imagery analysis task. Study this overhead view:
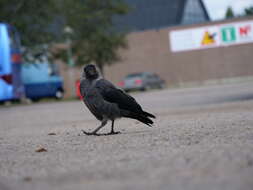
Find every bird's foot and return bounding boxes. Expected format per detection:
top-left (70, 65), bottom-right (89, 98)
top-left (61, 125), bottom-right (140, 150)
top-left (81, 130), bottom-right (121, 136)
top-left (81, 130), bottom-right (101, 136)
top-left (108, 131), bottom-right (121, 135)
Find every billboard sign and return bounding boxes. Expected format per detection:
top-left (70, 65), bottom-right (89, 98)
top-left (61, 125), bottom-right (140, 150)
top-left (170, 20), bottom-right (253, 52)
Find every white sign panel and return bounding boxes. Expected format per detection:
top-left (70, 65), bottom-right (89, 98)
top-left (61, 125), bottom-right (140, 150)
top-left (170, 20), bottom-right (253, 52)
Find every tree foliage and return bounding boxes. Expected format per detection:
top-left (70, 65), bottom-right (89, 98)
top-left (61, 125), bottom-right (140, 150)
top-left (59, 0), bottom-right (129, 72)
top-left (0, 0), bottom-right (129, 71)
top-left (244, 6), bottom-right (253, 16)
top-left (0, 0), bottom-right (58, 46)
top-left (225, 6), bottom-right (235, 19)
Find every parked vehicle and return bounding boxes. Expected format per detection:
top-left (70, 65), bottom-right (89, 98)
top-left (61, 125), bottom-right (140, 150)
top-left (22, 63), bottom-right (64, 101)
top-left (0, 23), bottom-right (24, 102)
top-left (118, 72), bottom-right (166, 92)
top-left (0, 23), bottom-right (64, 103)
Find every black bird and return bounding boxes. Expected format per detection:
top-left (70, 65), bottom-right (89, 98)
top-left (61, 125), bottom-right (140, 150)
top-left (80, 64), bottom-right (156, 136)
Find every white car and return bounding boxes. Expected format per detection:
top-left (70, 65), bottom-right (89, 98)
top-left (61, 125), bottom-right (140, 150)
top-left (118, 72), bottom-right (166, 92)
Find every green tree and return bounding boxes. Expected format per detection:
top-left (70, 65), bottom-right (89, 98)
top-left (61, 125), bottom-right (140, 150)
top-left (0, 0), bottom-right (129, 72)
top-left (0, 0), bottom-right (59, 46)
top-left (244, 6), bottom-right (253, 16)
top-left (60, 0), bottom-right (129, 73)
top-left (225, 6), bottom-right (235, 19)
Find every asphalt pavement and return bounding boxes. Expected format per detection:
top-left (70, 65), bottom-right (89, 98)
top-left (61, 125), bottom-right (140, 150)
top-left (1, 81), bottom-right (253, 190)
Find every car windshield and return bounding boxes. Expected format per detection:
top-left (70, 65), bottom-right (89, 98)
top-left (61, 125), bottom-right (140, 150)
top-left (125, 73), bottom-right (144, 79)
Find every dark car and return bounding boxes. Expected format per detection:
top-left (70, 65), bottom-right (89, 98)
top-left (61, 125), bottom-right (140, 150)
top-left (118, 72), bottom-right (166, 92)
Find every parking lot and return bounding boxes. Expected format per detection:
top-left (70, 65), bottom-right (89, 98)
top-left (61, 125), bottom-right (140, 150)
top-left (1, 82), bottom-right (253, 190)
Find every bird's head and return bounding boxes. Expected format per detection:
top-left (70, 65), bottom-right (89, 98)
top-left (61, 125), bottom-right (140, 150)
top-left (83, 64), bottom-right (99, 80)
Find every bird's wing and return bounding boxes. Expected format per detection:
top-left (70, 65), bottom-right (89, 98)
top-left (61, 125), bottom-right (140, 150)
top-left (95, 79), bottom-right (143, 113)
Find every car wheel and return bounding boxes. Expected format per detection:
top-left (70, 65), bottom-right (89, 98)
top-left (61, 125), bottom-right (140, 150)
top-left (140, 87), bottom-right (146, 91)
top-left (158, 83), bottom-right (166, 89)
top-left (142, 84), bottom-right (152, 91)
top-left (30, 98), bottom-right (40, 102)
top-left (55, 89), bottom-right (64, 99)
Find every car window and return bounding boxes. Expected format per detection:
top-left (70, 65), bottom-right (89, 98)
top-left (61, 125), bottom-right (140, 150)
top-left (125, 73), bottom-right (143, 79)
top-left (48, 63), bottom-right (60, 76)
top-left (148, 73), bottom-right (156, 79)
top-left (147, 74), bottom-right (153, 79)
top-left (7, 26), bottom-right (20, 50)
top-left (153, 74), bottom-right (159, 79)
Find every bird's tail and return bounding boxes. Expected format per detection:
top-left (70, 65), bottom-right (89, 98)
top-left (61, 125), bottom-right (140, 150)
top-left (142, 111), bottom-right (156, 119)
top-left (121, 110), bottom-right (155, 127)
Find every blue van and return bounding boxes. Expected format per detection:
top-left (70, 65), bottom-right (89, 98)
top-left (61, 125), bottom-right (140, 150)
top-left (0, 23), bottom-right (64, 102)
top-left (22, 63), bottom-right (64, 100)
top-left (0, 23), bottom-right (24, 102)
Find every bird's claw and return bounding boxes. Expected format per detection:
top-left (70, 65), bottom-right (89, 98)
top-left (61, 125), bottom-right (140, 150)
top-left (109, 131), bottom-right (121, 135)
top-left (81, 130), bottom-right (121, 136)
top-left (81, 130), bottom-right (100, 136)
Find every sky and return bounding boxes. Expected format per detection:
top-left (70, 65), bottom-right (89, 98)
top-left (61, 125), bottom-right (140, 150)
top-left (203, 0), bottom-right (253, 20)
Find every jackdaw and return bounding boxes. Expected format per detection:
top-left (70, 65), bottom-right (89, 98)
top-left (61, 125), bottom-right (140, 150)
top-left (80, 64), bottom-right (155, 136)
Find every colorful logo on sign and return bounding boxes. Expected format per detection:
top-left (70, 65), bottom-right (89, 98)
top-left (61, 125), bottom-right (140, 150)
top-left (221, 27), bottom-right (236, 43)
top-left (201, 31), bottom-right (217, 45)
top-left (239, 25), bottom-right (251, 39)
top-left (170, 20), bottom-right (253, 52)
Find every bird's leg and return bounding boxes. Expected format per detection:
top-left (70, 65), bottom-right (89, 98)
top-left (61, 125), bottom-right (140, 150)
top-left (82, 120), bottom-right (107, 136)
top-left (108, 120), bottom-right (121, 135)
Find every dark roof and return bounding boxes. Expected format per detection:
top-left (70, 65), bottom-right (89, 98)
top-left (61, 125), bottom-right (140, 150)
top-left (199, 0), bottom-right (210, 20)
top-left (113, 0), bottom-right (209, 32)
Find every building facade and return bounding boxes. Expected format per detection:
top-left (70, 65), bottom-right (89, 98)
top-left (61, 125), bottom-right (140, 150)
top-left (104, 16), bottom-right (253, 87)
top-left (61, 1), bottom-right (253, 97)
